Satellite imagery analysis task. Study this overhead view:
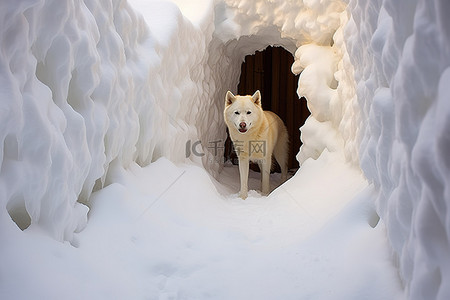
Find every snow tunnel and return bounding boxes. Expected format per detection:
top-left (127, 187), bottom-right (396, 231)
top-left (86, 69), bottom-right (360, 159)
top-left (1, 0), bottom-right (357, 239)
top-left (2, 0), bottom-right (450, 299)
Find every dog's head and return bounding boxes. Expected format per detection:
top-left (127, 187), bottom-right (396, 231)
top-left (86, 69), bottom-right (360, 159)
top-left (224, 90), bottom-right (262, 134)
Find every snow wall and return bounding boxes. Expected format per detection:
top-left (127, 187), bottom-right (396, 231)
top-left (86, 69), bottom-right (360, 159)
top-left (0, 0), bottom-right (449, 298)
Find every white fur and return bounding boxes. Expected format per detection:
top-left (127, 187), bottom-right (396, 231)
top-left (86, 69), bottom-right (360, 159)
top-left (224, 90), bottom-right (289, 199)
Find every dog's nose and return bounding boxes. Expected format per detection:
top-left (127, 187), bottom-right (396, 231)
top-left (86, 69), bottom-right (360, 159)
top-left (239, 122), bottom-right (246, 128)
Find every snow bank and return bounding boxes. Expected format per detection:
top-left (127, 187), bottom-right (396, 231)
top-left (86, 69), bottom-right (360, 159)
top-left (345, 0), bottom-right (450, 298)
top-left (0, 0), bottom-right (222, 240)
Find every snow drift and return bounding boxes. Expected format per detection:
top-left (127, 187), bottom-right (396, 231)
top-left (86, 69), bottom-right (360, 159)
top-left (0, 0), bottom-right (449, 299)
top-left (346, 0), bottom-right (450, 298)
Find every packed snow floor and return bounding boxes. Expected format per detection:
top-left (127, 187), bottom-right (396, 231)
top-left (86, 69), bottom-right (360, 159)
top-left (1, 152), bottom-right (404, 299)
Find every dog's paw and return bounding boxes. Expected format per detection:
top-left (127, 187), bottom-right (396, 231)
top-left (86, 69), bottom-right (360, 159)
top-left (239, 191), bottom-right (248, 200)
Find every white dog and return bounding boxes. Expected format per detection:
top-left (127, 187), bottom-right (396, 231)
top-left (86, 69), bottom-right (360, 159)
top-left (224, 90), bottom-right (289, 199)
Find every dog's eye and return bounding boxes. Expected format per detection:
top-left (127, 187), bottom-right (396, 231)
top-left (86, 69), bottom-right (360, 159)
top-left (234, 111), bottom-right (240, 115)
top-left (247, 111), bottom-right (252, 115)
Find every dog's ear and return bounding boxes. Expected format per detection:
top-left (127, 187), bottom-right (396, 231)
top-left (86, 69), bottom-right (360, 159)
top-left (225, 91), bottom-right (236, 106)
top-left (252, 90), bottom-right (261, 106)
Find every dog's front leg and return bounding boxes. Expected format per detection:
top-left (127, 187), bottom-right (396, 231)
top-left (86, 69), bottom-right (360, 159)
top-left (238, 156), bottom-right (249, 199)
top-left (260, 159), bottom-right (270, 195)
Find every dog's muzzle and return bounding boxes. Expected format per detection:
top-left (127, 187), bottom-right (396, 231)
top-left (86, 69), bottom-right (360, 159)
top-left (239, 122), bottom-right (247, 133)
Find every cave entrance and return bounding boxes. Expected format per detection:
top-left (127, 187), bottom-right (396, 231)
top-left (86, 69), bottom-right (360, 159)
top-left (224, 46), bottom-right (310, 171)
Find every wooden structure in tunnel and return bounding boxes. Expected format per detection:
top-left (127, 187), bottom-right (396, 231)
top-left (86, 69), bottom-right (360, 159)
top-left (225, 46), bottom-right (310, 171)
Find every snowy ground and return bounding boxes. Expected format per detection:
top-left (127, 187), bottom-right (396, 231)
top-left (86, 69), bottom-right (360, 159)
top-left (1, 152), bottom-right (403, 299)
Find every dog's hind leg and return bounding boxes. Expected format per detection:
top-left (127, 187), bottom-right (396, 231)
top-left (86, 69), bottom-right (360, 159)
top-left (273, 129), bottom-right (289, 183)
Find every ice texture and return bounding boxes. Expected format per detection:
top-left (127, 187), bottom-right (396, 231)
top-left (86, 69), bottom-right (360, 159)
top-left (0, 0), bottom-right (449, 298)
